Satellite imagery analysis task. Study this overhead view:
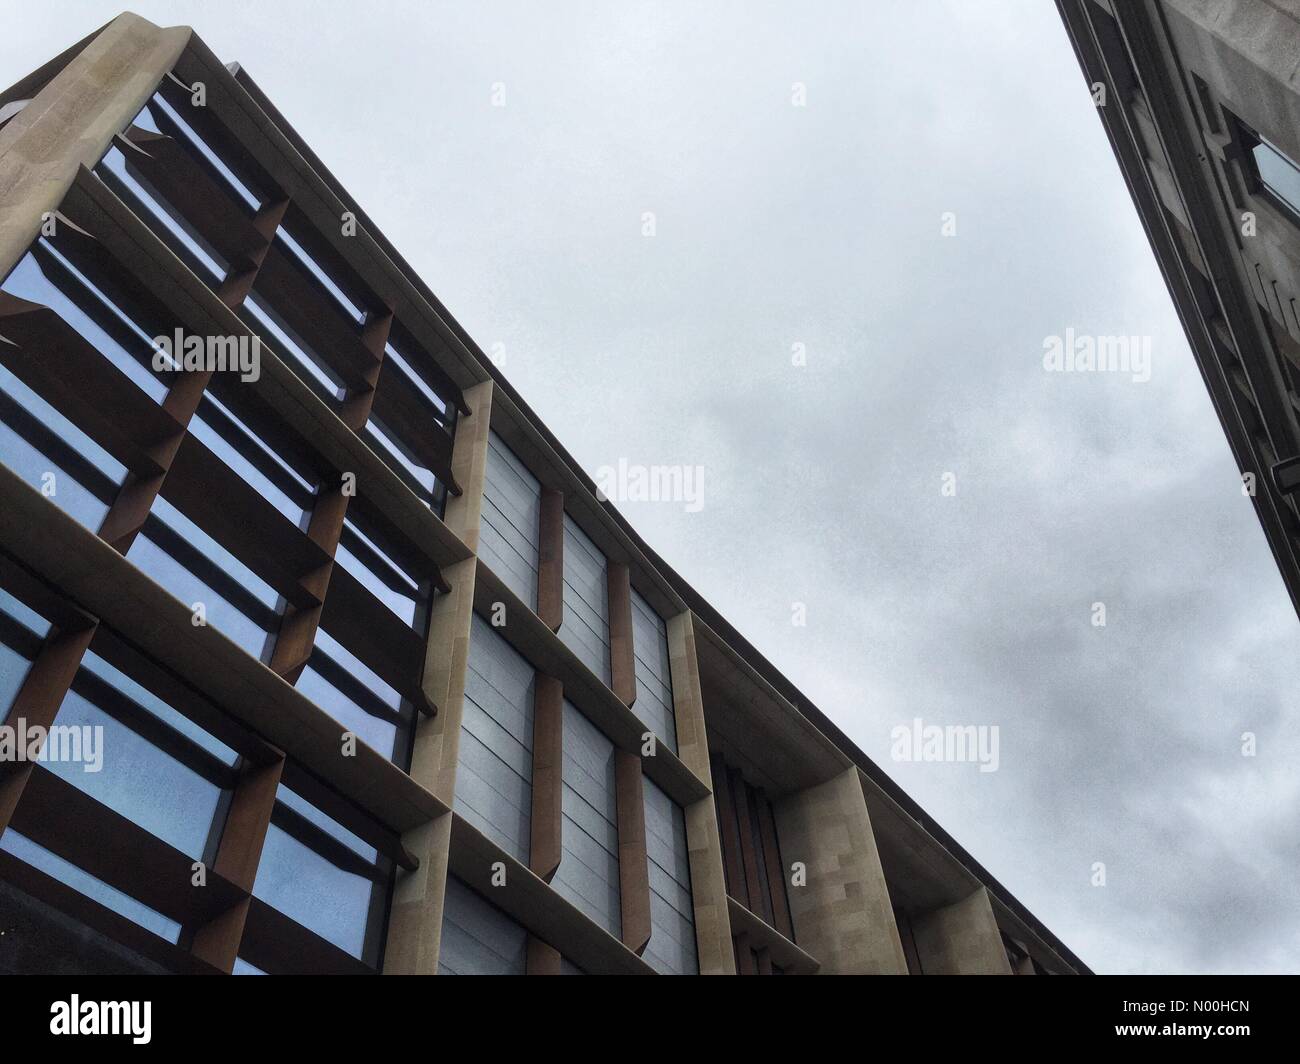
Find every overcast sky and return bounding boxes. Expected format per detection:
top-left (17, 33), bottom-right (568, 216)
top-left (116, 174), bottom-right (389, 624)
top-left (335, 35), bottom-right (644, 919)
top-left (7, 0), bottom-right (1299, 975)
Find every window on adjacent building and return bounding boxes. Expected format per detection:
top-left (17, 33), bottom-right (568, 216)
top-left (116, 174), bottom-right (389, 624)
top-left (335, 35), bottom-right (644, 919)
top-left (1251, 135), bottom-right (1300, 221)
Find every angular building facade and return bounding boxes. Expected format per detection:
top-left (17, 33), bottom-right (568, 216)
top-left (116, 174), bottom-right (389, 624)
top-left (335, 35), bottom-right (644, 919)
top-left (1059, 0), bottom-right (1300, 619)
top-left (0, 13), bottom-right (1084, 975)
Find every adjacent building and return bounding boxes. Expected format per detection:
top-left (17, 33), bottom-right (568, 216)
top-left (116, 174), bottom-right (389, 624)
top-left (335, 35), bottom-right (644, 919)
top-left (0, 13), bottom-right (1085, 975)
top-left (1059, 0), bottom-right (1300, 619)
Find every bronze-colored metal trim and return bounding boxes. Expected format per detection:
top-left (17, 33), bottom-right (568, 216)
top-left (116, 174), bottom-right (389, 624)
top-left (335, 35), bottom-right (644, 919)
top-left (189, 756), bottom-right (284, 971)
top-left (529, 674), bottom-right (563, 883)
top-left (607, 561), bottom-right (636, 707)
top-left (537, 487), bottom-right (564, 631)
top-left (711, 754), bottom-right (746, 901)
top-left (526, 936), bottom-right (561, 975)
top-left (473, 561), bottom-right (707, 807)
top-left (614, 749), bottom-right (651, 955)
top-left (447, 813), bottom-right (653, 975)
top-left (731, 767), bottom-right (768, 920)
top-left (756, 790), bottom-right (793, 940)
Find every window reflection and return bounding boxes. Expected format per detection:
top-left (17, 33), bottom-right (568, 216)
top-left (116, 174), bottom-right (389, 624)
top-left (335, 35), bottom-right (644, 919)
top-left (0, 364), bottom-right (123, 533)
top-left (333, 505), bottom-right (429, 627)
top-left (0, 831), bottom-right (182, 943)
top-left (251, 781), bottom-right (391, 966)
top-left (295, 629), bottom-right (408, 762)
top-left (48, 650), bottom-right (234, 860)
top-left (189, 392), bottom-right (315, 527)
top-left (126, 496), bottom-right (282, 661)
top-left (0, 586), bottom-right (51, 724)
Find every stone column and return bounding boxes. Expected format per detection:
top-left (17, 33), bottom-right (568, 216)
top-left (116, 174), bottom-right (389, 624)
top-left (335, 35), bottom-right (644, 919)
top-left (911, 886), bottom-right (1012, 975)
top-left (773, 767), bottom-right (907, 974)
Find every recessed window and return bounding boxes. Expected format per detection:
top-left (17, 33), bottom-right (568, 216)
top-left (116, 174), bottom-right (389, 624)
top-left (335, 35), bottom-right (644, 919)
top-left (126, 496), bottom-right (283, 661)
top-left (1251, 135), bottom-right (1300, 220)
top-left (296, 629), bottom-right (409, 761)
top-left (0, 586), bottom-right (52, 724)
top-left (49, 650), bottom-right (235, 860)
top-left (251, 780), bottom-right (392, 966)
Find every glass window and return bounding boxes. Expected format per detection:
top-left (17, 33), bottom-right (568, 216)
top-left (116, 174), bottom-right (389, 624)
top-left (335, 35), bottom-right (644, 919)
top-left (126, 496), bottom-right (282, 662)
top-left (241, 292), bottom-right (346, 404)
top-left (273, 226), bottom-right (366, 325)
top-left (0, 830), bottom-right (181, 943)
top-left (3, 244), bottom-right (171, 403)
top-left (46, 650), bottom-right (234, 860)
top-left (294, 629), bottom-right (409, 762)
top-left (0, 364), bottom-right (123, 533)
top-left (251, 781), bottom-right (390, 966)
top-left (96, 139), bottom-right (228, 283)
top-left (79, 650), bottom-right (239, 767)
top-left (364, 338), bottom-right (458, 516)
top-left (188, 393), bottom-right (315, 527)
top-left (143, 91), bottom-right (266, 212)
top-left (1253, 136), bottom-right (1300, 219)
top-left (333, 505), bottom-right (430, 627)
top-left (0, 586), bottom-right (51, 724)
top-left (383, 342), bottom-right (450, 420)
top-left (0, 586), bottom-right (52, 642)
top-left (362, 416), bottom-right (440, 506)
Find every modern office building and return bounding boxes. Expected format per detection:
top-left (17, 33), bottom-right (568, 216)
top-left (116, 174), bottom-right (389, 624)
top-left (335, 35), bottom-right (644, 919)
top-left (1059, 0), bottom-right (1300, 620)
top-left (0, 13), bottom-right (1084, 975)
